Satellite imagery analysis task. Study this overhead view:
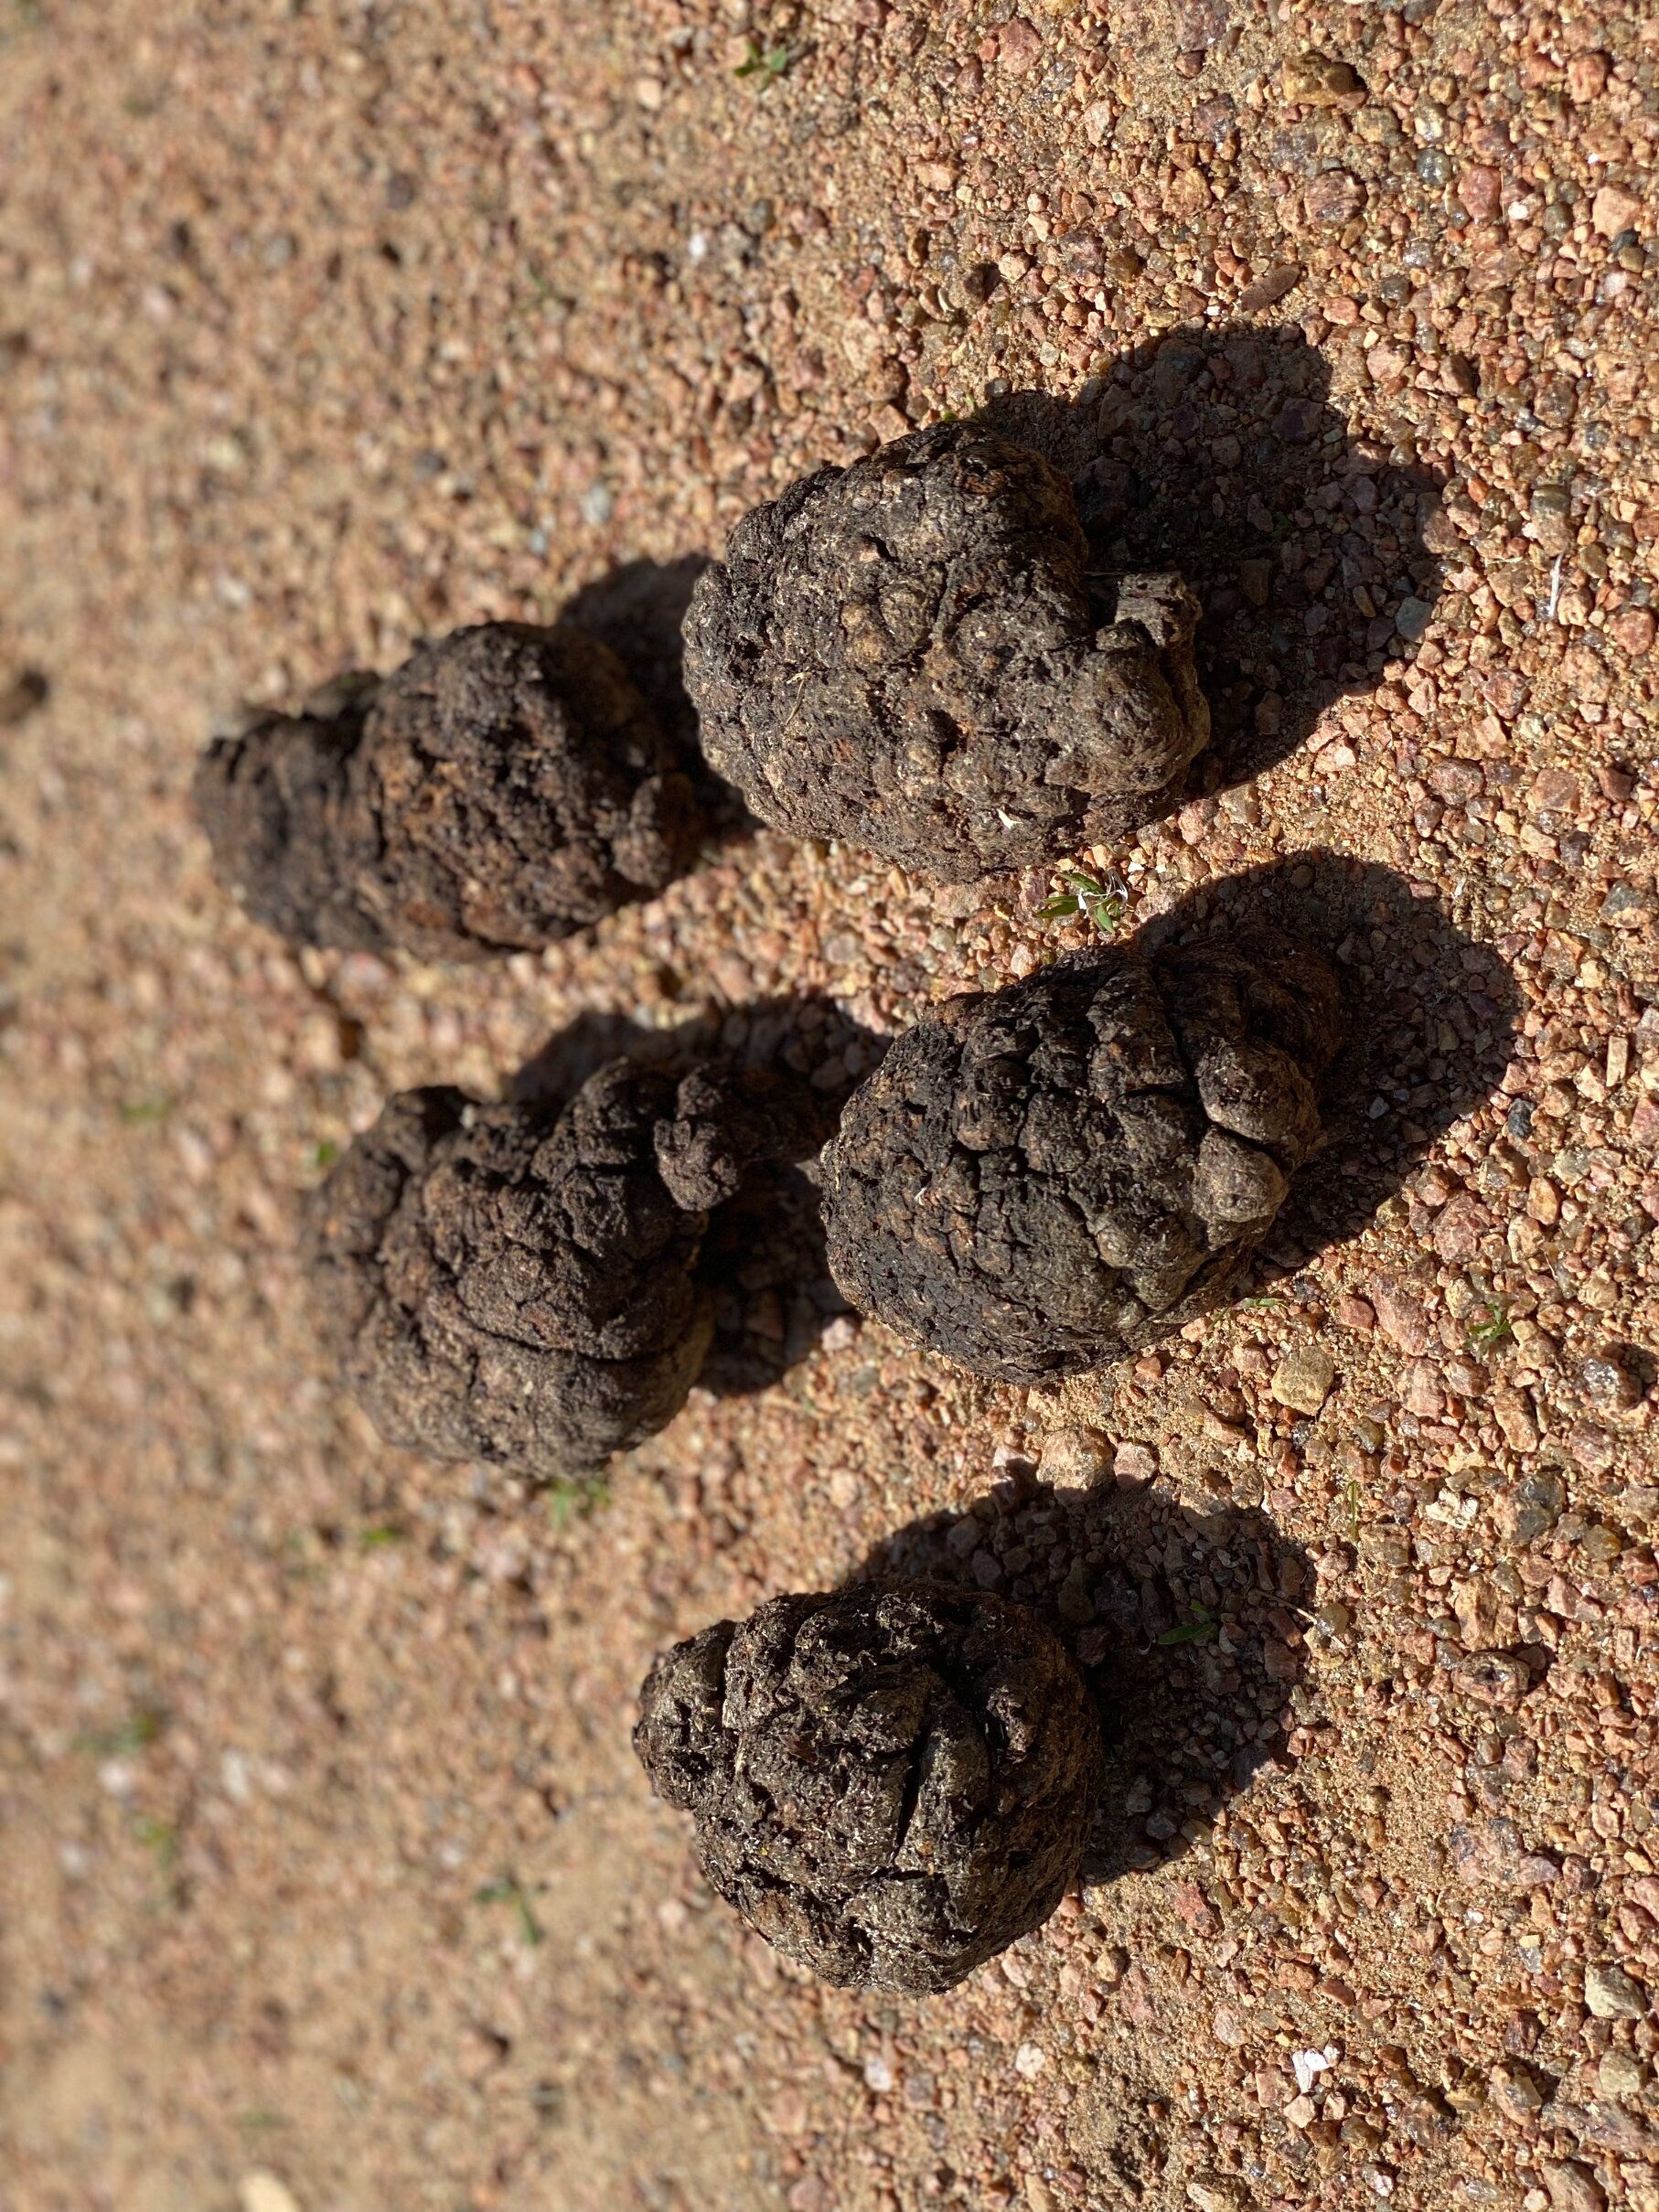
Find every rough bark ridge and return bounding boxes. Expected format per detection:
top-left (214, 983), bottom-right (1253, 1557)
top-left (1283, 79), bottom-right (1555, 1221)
top-left (195, 623), bottom-right (700, 957)
top-left (304, 1061), bottom-right (815, 1475)
top-left (189, 671), bottom-right (385, 951)
top-left (634, 1580), bottom-right (1102, 1993)
top-left (682, 422), bottom-right (1209, 881)
top-left (821, 927), bottom-right (1343, 1383)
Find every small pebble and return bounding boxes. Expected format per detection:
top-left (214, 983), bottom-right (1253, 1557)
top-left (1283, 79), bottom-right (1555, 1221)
top-left (1114, 1441), bottom-right (1160, 1485)
top-left (1370, 1280), bottom-right (1432, 1354)
top-left (1540, 2161), bottom-right (1607, 2212)
top-left (1271, 1345), bottom-right (1335, 1416)
top-left (1584, 1962), bottom-right (1649, 2021)
top-left (1038, 1426), bottom-right (1112, 1493)
top-left (1486, 2062), bottom-right (1542, 2119)
top-left (1598, 2047), bottom-right (1645, 2102)
top-left (240, 2181), bottom-right (305, 2212)
top-left (1580, 1352), bottom-right (1640, 1411)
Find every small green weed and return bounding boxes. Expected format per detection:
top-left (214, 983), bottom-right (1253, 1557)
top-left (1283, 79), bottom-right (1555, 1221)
top-left (119, 1097), bottom-right (172, 1126)
top-left (734, 37), bottom-right (797, 89)
top-left (133, 1813), bottom-right (179, 1872)
top-left (1465, 1300), bottom-right (1512, 1353)
top-left (546, 1476), bottom-right (611, 1531)
top-left (78, 1706), bottom-right (166, 1758)
top-left (1039, 866), bottom-right (1127, 936)
top-left (476, 1872), bottom-right (544, 1947)
top-left (313, 1139), bottom-right (341, 1170)
top-left (358, 1523), bottom-right (402, 1552)
top-left (1158, 1607), bottom-right (1215, 1648)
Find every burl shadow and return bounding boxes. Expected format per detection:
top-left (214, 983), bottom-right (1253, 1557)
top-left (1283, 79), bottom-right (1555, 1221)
top-left (1131, 851), bottom-right (1520, 1288)
top-left (980, 320), bottom-right (1448, 795)
top-left (507, 851), bottom-right (1515, 1411)
top-left (562, 327), bottom-right (1445, 850)
top-left (508, 991), bottom-right (888, 1399)
top-left (562, 554), bottom-right (754, 842)
top-left (856, 1480), bottom-right (1314, 1885)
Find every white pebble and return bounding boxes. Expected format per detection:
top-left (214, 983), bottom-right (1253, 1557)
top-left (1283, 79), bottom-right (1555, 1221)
top-left (240, 2177), bottom-right (304, 2212)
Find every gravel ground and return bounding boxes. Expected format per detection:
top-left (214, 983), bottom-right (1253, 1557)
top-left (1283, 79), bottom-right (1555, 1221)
top-left (2, 1), bottom-right (1657, 2208)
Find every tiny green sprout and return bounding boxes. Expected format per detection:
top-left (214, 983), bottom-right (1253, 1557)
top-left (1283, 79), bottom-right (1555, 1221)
top-left (734, 37), bottom-right (796, 89)
top-left (79, 1706), bottom-right (167, 1758)
top-left (313, 1139), bottom-right (341, 1170)
top-left (546, 1475), bottom-right (611, 1530)
top-left (1039, 865), bottom-right (1128, 937)
top-left (119, 1097), bottom-right (172, 1126)
top-left (476, 1872), bottom-right (544, 1947)
top-left (1465, 1301), bottom-right (1512, 1353)
top-left (1158, 1607), bottom-right (1215, 1648)
top-left (358, 1523), bottom-right (402, 1552)
top-left (133, 1813), bottom-right (179, 1872)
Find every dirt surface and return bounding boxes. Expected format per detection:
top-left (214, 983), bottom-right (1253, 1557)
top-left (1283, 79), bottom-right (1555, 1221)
top-left (2, 2), bottom-right (1659, 2210)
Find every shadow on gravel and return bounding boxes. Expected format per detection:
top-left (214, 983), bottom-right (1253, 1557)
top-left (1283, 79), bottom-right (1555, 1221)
top-left (507, 995), bottom-right (888, 1400)
top-left (854, 1479), bottom-right (1313, 1885)
top-left (562, 554), bottom-right (709, 758)
top-left (560, 331), bottom-right (1449, 867)
top-left (561, 554), bottom-right (755, 843)
top-left (979, 321), bottom-right (1449, 797)
top-left (1129, 851), bottom-right (1521, 1292)
top-left (505, 850), bottom-right (1516, 1402)
top-left (0, 667), bottom-right (49, 729)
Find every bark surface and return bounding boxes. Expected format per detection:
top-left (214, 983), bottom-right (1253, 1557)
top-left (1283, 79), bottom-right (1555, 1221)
top-left (196, 623), bottom-right (700, 957)
top-left (683, 422), bottom-right (1209, 880)
top-left (305, 1061), bottom-right (817, 1473)
top-left (822, 928), bottom-right (1343, 1381)
top-left (636, 1580), bottom-right (1102, 1993)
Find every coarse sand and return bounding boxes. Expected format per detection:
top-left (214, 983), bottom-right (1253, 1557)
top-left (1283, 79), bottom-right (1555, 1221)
top-left (2, 1), bottom-right (1658, 2208)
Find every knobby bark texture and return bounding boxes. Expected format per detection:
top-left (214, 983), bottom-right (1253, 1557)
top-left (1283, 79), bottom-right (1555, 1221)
top-left (683, 422), bottom-right (1210, 882)
top-left (635, 1579), bottom-right (1103, 1993)
top-left (822, 926), bottom-right (1343, 1382)
top-left (305, 1061), bottom-right (820, 1474)
top-left (195, 622), bottom-right (701, 958)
